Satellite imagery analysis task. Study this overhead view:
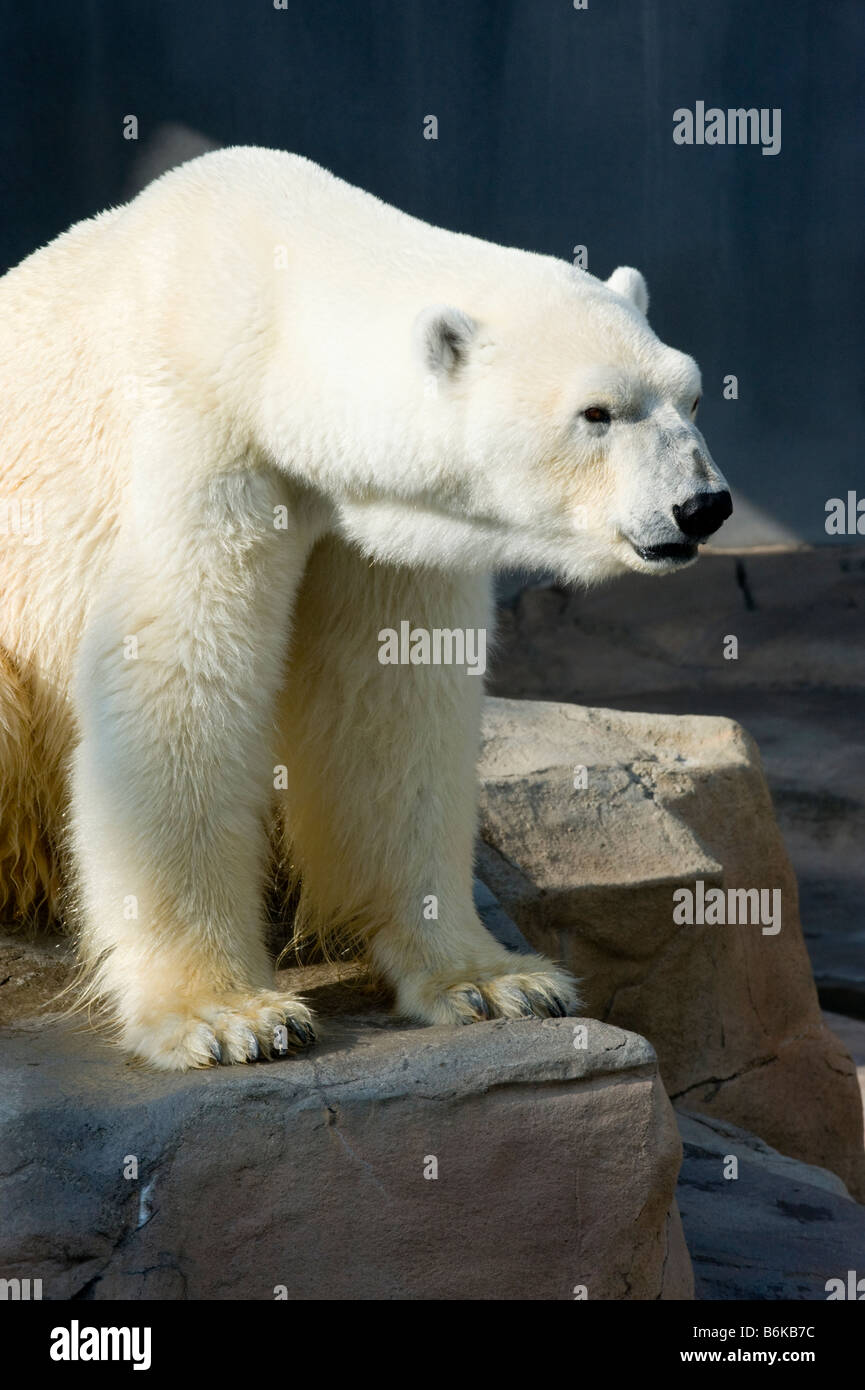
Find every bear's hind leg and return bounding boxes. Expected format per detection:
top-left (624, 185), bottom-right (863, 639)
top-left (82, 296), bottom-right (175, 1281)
top-left (277, 536), bottom-right (581, 1025)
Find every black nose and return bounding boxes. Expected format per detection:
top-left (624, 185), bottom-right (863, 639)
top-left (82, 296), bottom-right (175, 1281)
top-left (673, 490), bottom-right (733, 540)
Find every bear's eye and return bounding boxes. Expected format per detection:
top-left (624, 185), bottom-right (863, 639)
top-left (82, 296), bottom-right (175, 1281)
top-left (583, 406), bottom-right (611, 425)
top-left (690, 396), bottom-right (701, 416)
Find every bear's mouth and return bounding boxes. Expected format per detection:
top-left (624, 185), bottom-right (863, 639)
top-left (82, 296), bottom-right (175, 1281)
top-left (630, 540), bottom-right (698, 564)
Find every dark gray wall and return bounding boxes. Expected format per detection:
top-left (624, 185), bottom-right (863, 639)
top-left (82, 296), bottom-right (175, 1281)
top-left (1, 0), bottom-right (862, 540)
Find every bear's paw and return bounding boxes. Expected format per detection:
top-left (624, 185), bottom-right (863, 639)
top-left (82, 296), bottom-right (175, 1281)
top-left (399, 955), bottom-right (581, 1027)
top-left (121, 990), bottom-right (316, 1071)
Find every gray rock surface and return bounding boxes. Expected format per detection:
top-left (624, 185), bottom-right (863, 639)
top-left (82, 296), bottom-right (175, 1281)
top-left (676, 1109), bottom-right (865, 1300)
top-left (0, 959), bottom-right (691, 1301)
top-left (477, 696), bottom-right (865, 1200)
top-left (489, 547), bottom-right (865, 1016)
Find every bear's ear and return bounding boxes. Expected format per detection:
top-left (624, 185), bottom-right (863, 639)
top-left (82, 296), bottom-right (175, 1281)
top-left (605, 266), bottom-right (650, 317)
top-left (414, 305), bottom-right (479, 377)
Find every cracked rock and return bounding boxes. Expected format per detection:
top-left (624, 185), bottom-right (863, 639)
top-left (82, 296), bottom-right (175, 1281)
top-left (477, 697), bottom-right (865, 1200)
top-left (0, 974), bottom-right (691, 1300)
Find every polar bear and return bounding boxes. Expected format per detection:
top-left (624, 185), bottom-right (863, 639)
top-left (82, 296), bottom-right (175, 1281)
top-left (0, 148), bottom-right (730, 1069)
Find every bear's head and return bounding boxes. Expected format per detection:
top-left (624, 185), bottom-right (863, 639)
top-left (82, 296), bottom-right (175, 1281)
top-left (330, 259), bottom-right (731, 583)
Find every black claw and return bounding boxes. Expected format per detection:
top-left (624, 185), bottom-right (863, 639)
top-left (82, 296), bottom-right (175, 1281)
top-left (463, 987), bottom-right (489, 1019)
top-left (287, 1018), bottom-right (315, 1048)
top-left (547, 994), bottom-right (569, 1018)
top-left (209, 1038), bottom-right (223, 1065)
top-left (517, 994), bottom-right (535, 1017)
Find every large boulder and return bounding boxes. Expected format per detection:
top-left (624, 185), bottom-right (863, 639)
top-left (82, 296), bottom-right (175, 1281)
top-left (477, 697), bottom-right (865, 1200)
top-left (0, 945), bottom-right (691, 1301)
top-left (491, 549), bottom-right (865, 1017)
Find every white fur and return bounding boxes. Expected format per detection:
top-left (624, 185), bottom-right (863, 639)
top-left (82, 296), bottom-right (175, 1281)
top-left (0, 149), bottom-right (727, 1067)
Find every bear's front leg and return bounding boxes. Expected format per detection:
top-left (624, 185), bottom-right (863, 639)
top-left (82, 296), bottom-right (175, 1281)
top-left (277, 536), bottom-right (581, 1025)
top-left (70, 465), bottom-right (317, 1069)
